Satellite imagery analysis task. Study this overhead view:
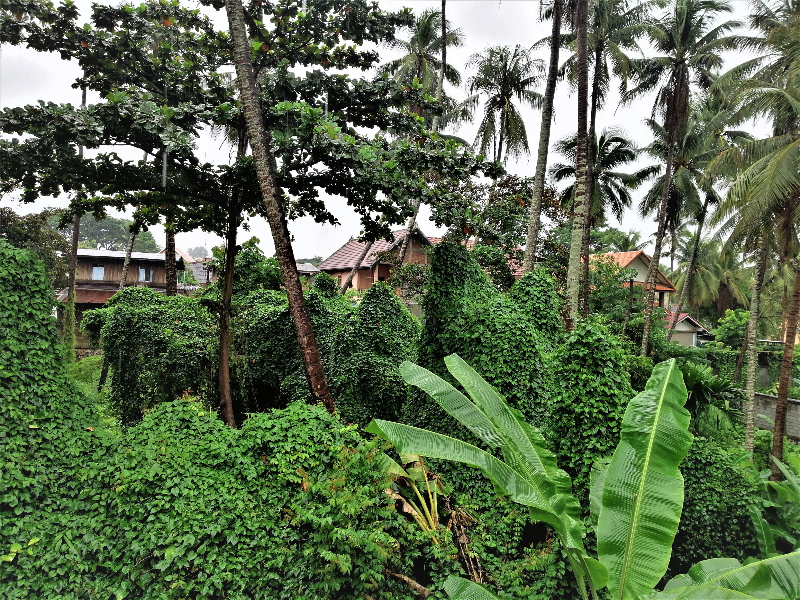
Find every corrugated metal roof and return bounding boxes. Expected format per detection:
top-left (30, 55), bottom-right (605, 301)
top-left (77, 249), bottom-right (179, 262)
top-left (296, 262), bottom-right (320, 274)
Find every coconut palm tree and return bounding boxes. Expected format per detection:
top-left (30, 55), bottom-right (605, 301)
top-left (623, 0), bottom-right (740, 356)
top-left (551, 129), bottom-right (656, 227)
top-left (523, 0), bottom-right (565, 271)
top-left (709, 0), bottom-right (800, 468)
top-left (464, 45), bottom-right (544, 164)
top-left (379, 7), bottom-right (463, 124)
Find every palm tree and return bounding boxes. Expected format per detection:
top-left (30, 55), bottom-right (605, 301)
top-left (623, 0), bottom-right (740, 355)
top-left (379, 7), bottom-right (463, 124)
top-left (566, 0), bottom-right (590, 326)
top-left (551, 129), bottom-right (656, 226)
top-left (609, 229), bottom-right (651, 252)
top-left (523, 0), bottom-right (564, 271)
top-left (378, 6), bottom-right (464, 267)
top-left (464, 45), bottom-right (544, 164)
top-left (224, 0), bottom-right (335, 415)
top-left (709, 0), bottom-right (800, 468)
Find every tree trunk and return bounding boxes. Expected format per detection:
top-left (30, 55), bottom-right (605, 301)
top-left (770, 259), bottom-right (800, 480)
top-left (580, 42), bottom-right (604, 316)
top-left (119, 228), bottom-right (137, 289)
top-left (566, 0), bottom-right (589, 328)
top-left (225, 0), bottom-right (335, 413)
top-left (165, 225), bottom-right (177, 296)
top-left (667, 197), bottom-right (709, 341)
top-left (429, 0), bottom-right (446, 134)
top-left (733, 326), bottom-right (748, 384)
top-left (621, 278), bottom-right (635, 338)
top-left (744, 237), bottom-right (768, 452)
top-left (496, 106), bottom-right (506, 164)
top-left (523, 0), bottom-right (562, 272)
top-left (218, 200), bottom-right (239, 427)
top-left (341, 240), bottom-right (373, 294)
top-left (640, 139), bottom-right (675, 356)
top-left (64, 83), bottom-right (86, 363)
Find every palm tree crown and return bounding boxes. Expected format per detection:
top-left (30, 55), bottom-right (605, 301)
top-left (464, 44), bottom-right (544, 163)
top-left (551, 129), bottom-right (656, 225)
top-left (379, 8), bottom-right (463, 93)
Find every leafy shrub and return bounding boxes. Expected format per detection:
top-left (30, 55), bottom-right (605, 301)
top-left (234, 289), bottom-right (353, 412)
top-left (311, 270), bottom-right (338, 297)
top-left (471, 243), bottom-right (517, 291)
top-left (714, 309), bottom-right (749, 349)
top-left (624, 354), bottom-right (654, 391)
top-left (546, 317), bottom-right (634, 504)
top-left (406, 242), bottom-right (553, 431)
top-left (329, 282), bottom-right (420, 426)
top-left (82, 287), bottom-right (217, 425)
top-left (668, 437), bottom-right (759, 578)
top-left (588, 256), bottom-right (640, 325)
top-left (0, 240), bottom-right (110, 598)
top-left (509, 269), bottom-right (564, 349)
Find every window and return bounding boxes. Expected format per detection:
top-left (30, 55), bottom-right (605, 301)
top-left (92, 265), bottom-right (105, 280)
top-left (139, 267), bottom-right (153, 282)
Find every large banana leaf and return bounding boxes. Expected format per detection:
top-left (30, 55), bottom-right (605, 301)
top-left (367, 355), bottom-right (604, 598)
top-left (658, 553), bottom-right (800, 600)
top-left (597, 359), bottom-right (693, 600)
top-left (443, 575), bottom-right (501, 600)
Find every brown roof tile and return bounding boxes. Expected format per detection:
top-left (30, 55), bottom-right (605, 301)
top-left (318, 230), bottom-right (407, 271)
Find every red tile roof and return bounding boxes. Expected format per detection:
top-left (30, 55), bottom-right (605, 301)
top-left (592, 251), bottom-right (676, 292)
top-left (663, 310), bottom-right (709, 332)
top-left (319, 230), bottom-right (408, 271)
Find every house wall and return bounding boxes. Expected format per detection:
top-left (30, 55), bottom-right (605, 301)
top-left (628, 257), bottom-right (650, 282)
top-left (76, 258), bottom-right (167, 285)
top-left (401, 237), bottom-right (429, 265)
top-left (671, 330), bottom-right (697, 347)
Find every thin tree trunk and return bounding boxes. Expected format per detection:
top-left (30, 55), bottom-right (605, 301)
top-left (496, 106), bottom-right (506, 165)
top-left (523, 0), bottom-right (562, 272)
top-left (217, 133), bottom-right (247, 428)
top-left (165, 225), bottom-right (177, 296)
top-left (745, 237), bottom-right (768, 452)
top-left (429, 0), bottom-right (446, 134)
top-left (225, 0), bottom-right (335, 413)
top-left (640, 140), bottom-right (675, 356)
top-left (119, 228), bottom-right (137, 289)
top-left (580, 42), bottom-right (603, 316)
top-left (218, 199), bottom-right (239, 427)
top-left (64, 83), bottom-right (87, 363)
top-left (770, 259), bottom-right (800, 480)
top-left (566, 0), bottom-right (590, 328)
top-left (733, 326), bottom-right (748, 384)
top-left (667, 198), bottom-right (709, 341)
top-left (341, 240), bottom-right (373, 294)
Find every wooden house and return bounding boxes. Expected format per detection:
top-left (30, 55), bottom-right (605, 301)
top-left (57, 249), bottom-right (184, 348)
top-left (318, 228), bottom-right (432, 291)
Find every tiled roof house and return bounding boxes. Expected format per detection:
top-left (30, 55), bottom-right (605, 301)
top-left (318, 228), bottom-right (432, 291)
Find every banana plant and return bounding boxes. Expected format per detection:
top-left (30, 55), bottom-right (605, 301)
top-left (367, 355), bottom-right (800, 600)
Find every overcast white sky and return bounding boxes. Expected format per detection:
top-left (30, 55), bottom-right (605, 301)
top-left (0, 0), bottom-right (762, 260)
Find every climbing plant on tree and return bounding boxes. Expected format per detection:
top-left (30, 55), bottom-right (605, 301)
top-left (329, 282), bottom-right (420, 427)
top-left (546, 317), bottom-right (634, 505)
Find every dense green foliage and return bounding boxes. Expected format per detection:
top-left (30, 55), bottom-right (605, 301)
top-left (509, 269), bottom-right (564, 349)
top-left (668, 437), bottom-right (760, 577)
top-left (82, 287), bottom-right (217, 425)
top-left (234, 290), bottom-right (353, 412)
top-left (713, 309), bottom-right (749, 349)
top-left (407, 242), bottom-right (553, 431)
top-left (588, 257), bottom-right (641, 326)
top-left (0, 241), bottom-right (465, 599)
top-left (0, 207), bottom-right (70, 287)
top-left (546, 317), bottom-right (633, 504)
top-left (330, 282), bottom-right (420, 426)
